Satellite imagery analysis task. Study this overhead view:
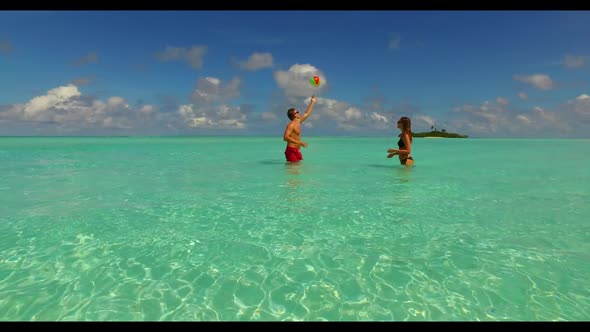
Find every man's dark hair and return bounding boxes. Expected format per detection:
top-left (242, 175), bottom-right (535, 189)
top-left (287, 108), bottom-right (297, 120)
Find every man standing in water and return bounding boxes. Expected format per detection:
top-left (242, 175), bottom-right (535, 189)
top-left (283, 95), bottom-right (317, 162)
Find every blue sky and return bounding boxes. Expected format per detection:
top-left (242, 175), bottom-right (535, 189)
top-left (1, 11), bottom-right (589, 137)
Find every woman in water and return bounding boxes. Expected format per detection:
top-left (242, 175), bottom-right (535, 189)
top-left (387, 116), bottom-right (414, 166)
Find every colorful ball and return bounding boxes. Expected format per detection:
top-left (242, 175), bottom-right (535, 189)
top-left (309, 76), bottom-right (320, 87)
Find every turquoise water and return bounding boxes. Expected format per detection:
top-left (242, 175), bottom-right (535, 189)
top-left (1, 137), bottom-right (589, 321)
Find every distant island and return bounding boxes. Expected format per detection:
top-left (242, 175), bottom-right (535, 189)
top-left (412, 126), bottom-right (468, 138)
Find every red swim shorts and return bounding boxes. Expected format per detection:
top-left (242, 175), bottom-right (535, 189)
top-left (285, 146), bottom-right (303, 162)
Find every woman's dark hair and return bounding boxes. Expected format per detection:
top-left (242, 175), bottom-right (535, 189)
top-left (398, 116), bottom-right (412, 142)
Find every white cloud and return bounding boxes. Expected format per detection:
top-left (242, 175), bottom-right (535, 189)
top-left (496, 97), bottom-right (509, 106)
top-left (293, 96), bottom-right (395, 132)
top-left (518, 91), bottom-right (528, 100)
top-left (206, 77), bottom-right (220, 85)
top-left (308, 97), bottom-right (359, 124)
top-left (140, 105), bottom-right (154, 115)
top-left (156, 46), bottom-right (208, 69)
top-left (274, 64), bottom-right (327, 97)
top-left (176, 76), bottom-right (248, 130)
top-left (452, 102), bottom-right (516, 134)
top-left (24, 85), bottom-right (81, 117)
top-left (569, 93), bottom-right (590, 118)
top-left (516, 114), bottom-right (531, 124)
top-left (514, 74), bottom-right (554, 90)
top-left (370, 112), bottom-right (388, 123)
top-left (447, 92), bottom-right (590, 137)
top-left (6, 79), bottom-right (589, 137)
top-left (0, 84), bottom-right (154, 131)
top-left (238, 52), bottom-right (274, 71)
top-left (414, 115), bottom-right (436, 128)
top-left (564, 54), bottom-right (586, 69)
top-left (448, 98), bottom-right (576, 137)
top-left (532, 106), bottom-right (563, 128)
top-left (260, 112), bottom-right (278, 121)
top-left (389, 33), bottom-right (401, 50)
top-left (190, 76), bottom-right (241, 104)
top-left (71, 76), bottom-right (95, 86)
top-left (262, 93), bottom-right (433, 134)
top-left (344, 107), bottom-right (363, 121)
top-left (178, 104), bottom-right (247, 129)
top-left (107, 96), bottom-right (129, 109)
top-left (265, 97), bottom-right (339, 129)
top-left (73, 52), bottom-right (98, 66)
top-left (368, 112), bottom-right (390, 130)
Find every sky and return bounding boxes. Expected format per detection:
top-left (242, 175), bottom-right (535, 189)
top-left (1, 10), bottom-right (589, 138)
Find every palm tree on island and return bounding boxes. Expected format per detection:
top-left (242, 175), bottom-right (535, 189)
top-left (413, 124), bottom-right (468, 138)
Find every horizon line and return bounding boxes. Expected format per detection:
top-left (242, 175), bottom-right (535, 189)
top-left (0, 135), bottom-right (588, 140)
